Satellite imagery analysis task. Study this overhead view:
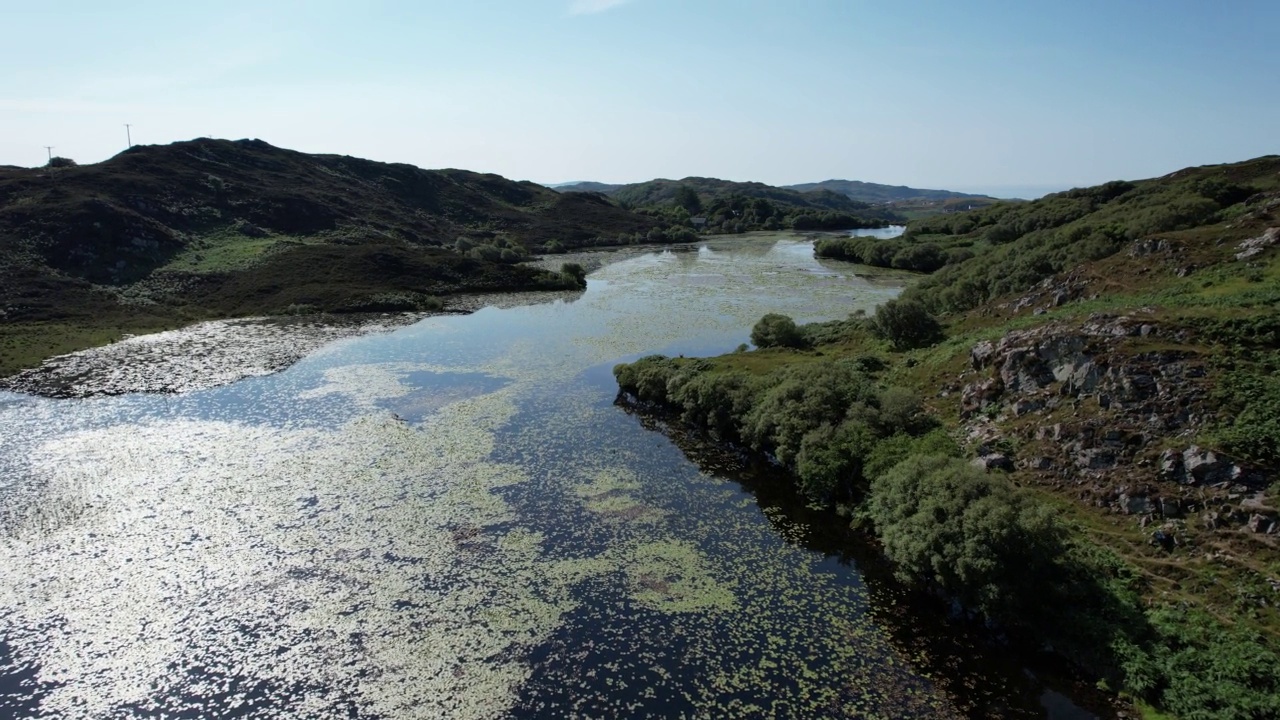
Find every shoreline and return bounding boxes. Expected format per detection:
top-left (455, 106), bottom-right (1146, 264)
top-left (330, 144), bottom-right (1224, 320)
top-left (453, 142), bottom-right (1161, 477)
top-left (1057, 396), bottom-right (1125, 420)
top-left (0, 233), bottom-right (875, 398)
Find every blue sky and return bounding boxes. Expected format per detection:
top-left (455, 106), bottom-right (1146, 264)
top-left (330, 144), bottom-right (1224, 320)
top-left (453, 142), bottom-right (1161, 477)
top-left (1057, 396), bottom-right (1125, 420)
top-left (2, 0), bottom-right (1276, 196)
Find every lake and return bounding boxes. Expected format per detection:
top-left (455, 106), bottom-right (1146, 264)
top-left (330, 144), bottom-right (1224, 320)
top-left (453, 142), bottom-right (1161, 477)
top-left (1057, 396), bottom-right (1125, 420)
top-left (0, 235), bottom-right (1095, 718)
top-left (849, 225), bottom-right (907, 239)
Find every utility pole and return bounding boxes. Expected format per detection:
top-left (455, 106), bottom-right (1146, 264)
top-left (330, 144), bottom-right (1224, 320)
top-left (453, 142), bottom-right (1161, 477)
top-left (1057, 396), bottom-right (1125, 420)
top-left (44, 146), bottom-right (54, 162)
top-left (124, 124), bottom-right (133, 148)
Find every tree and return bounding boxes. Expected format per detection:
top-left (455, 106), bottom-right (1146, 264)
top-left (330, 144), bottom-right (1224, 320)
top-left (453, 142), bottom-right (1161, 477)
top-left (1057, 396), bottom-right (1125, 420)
top-left (46, 156), bottom-right (77, 168)
top-left (673, 184), bottom-right (702, 215)
top-left (867, 454), bottom-right (1066, 617)
top-left (869, 298), bottom-right (944, 350)
top-left (750, 313), bottom-right (804, 349)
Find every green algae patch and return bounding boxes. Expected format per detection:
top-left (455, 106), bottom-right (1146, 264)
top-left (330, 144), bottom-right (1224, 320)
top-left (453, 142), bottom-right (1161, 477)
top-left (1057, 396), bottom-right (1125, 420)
top-left (0, 237), bottom-right (984, 719)
top-left (624, 540), bottom-right (737, 614)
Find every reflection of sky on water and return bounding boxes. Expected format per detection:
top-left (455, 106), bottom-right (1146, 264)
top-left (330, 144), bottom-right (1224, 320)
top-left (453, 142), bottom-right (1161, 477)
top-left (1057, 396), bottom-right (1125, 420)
top-left (848, 225), bottom-right (907, 239)
top-left (0, 236), bottom-right (1050, 718)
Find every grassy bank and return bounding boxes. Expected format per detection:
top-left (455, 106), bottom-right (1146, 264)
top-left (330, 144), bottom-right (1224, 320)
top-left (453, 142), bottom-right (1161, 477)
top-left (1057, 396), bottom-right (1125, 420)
top-left (613, 156), bottom-right (1280, 719)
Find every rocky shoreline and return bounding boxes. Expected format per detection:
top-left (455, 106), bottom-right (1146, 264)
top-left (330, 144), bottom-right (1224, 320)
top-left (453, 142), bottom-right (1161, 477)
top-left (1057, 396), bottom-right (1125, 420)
top-left (0, 285), bottom-right (594, 400)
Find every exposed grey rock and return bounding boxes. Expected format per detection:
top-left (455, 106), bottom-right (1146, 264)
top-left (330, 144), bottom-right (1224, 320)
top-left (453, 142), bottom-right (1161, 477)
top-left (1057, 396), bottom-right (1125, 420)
top-left (1158, 497), bottom-right (1183, 518)
top-left (1012, 399), bottom-right (1044, 416)
top-left (971, 341), bottom-right (996, 370)
top-left (972, 454), bottom-right (1015, 472)
top-left (1159, 448), bottom-right (1185, 482)
top-left (237, 220), bottom-right (269, 238)
top-left (1182, 446), bottom-right (1233, 485)
top-left (1130, 238), bottom-right (1171, 256)
top-left (1077, 448), bottom-right (1117, 470)
top-left (1235, 227), bottom-right (1279, 261)
top-left (1247, 513), bottom-right (1275, 534)
top-left (1121, 494), bottom-right (1154, 515)
top-left (961, 378), bottom-right (1002, 418)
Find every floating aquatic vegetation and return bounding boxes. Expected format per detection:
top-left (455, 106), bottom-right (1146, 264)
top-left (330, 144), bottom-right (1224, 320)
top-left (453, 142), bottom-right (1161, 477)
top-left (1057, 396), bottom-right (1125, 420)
top-left (0, 240), bottom-right (1008, 718)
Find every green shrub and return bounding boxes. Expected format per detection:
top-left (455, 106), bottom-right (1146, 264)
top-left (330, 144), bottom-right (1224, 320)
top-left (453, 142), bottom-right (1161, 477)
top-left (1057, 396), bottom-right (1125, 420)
top-left (468, 244), bottom-right (503, 262)
top-left (795, 420), bottom-right (876, 501)
top-left (869, 298), bottom-right (944, 350)
top-left (1126, 606), bottom-right (1280, 720)
top-left (861, 429), bottom-right (959, 481)
top-left (559, 262), bottom-right (587, 289)
top-left (750, 313), bottom-right (806, 349)
top-left (742, 362), bottom-right (876, 466)
top-left (867, 454), bottom-right (1066, 617)
top-left (613, 355), bottom-right (681, 404)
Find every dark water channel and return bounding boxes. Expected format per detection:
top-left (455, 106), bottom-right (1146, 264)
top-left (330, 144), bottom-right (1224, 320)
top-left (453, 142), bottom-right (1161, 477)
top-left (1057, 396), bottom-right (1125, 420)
top-left (0, 236), bottom-right (1102, 718)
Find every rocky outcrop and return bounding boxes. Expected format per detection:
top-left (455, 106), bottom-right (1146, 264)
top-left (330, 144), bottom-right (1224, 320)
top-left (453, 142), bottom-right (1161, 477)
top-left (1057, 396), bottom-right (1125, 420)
top-left (954, 315), bottom-right (1274, 538)
top-left (1235, 227), bottom-right (1279, 261)
top-left (962, 315), bottom-right (1195, 421)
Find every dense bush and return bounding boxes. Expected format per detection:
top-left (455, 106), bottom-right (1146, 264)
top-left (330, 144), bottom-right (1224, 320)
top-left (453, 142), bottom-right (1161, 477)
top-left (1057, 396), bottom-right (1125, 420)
top-left (559, 262), bottom-right (587, 289)
top-left (867, 454), bottom-right (1066, 617)
top-left (616, 353), bottom-right (944, 504)
top-left (1123, 606), bottom-right (1280, 720)
top-left (750, 313), bottom-right (805, 349)
top-left (1209, 369), bottom-right (1280, 467)
top-left (868, 298), bottom-right (944, 350)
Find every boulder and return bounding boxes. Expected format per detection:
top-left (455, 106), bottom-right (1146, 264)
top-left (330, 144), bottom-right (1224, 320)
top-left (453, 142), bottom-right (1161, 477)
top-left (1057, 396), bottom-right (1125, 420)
top-left (1158, 448), bottom-right (1185, 481)
top-left (1121, 494), bottom-right (1155, 515)
top-left (998, 346), bottom-right (1055, 394)
top-left (970, 341), bottom-right (996, 370)
top-left (1013, 399), bottom-right (1044, 416)
top-left (1247, 513), bottom-right (1276, 534)
top-left (972, 454), bottom-right (1015, 472)
top-left (1182, 446), bottom-right (1233, 485)
top-left (1076, 448), bottom-right (1117, 470)
top-left (1235, 227), bottom-right (1279, 261)
top-left (961, 378), bottom-right (1002, 418)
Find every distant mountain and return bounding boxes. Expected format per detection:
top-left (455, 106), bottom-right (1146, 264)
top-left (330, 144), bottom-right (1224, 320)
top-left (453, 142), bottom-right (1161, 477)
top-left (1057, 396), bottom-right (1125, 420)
top-left (549, 181), bottom-right (625, 193)
top-left (784, 179), bottom-right (996, 205)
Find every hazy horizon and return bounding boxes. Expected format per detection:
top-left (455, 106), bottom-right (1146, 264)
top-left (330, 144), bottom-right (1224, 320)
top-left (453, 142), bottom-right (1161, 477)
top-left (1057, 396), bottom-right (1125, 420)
top-left (4, 1), bottom-right (1276, 191)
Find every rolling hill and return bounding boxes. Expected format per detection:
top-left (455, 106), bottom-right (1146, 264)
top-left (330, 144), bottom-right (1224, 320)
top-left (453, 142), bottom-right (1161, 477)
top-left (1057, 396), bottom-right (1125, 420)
top-left (784, 178), bottom-right (996, 205)
top-left (614, 154), bottom-right (1280, 718)
top-left (0, 138), bottom-right (663, 374)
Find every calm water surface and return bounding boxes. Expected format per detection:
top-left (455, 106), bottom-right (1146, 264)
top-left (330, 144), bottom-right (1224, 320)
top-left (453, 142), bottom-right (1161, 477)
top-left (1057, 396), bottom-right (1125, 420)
top-left (0, 236), bottom-right (1089, 718)
top-left (848, 225), bottom-right (907, 239)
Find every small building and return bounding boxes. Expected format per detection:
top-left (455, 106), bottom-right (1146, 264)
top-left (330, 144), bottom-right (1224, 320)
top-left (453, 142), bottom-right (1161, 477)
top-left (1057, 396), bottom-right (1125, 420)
top-left (691, 217), bottom-right (708, 228)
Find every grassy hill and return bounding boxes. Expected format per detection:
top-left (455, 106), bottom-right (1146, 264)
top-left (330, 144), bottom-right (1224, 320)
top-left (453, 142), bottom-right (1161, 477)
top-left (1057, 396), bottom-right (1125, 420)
top-left (557, 176), bottom-right (904, 233)
top-left (785, 178), bottom-right (996, 205)
top-left (0, 138), bottom-right (664, 375)
top-left (614, 155), bottom-right (1280, 718)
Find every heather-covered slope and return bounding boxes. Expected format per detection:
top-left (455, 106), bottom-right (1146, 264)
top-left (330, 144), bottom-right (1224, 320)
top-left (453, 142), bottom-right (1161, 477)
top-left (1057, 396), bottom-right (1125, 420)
top-left (0, 138), bottom-right (661, 374)
top-left (614, 155), bottom-right (1280, 719)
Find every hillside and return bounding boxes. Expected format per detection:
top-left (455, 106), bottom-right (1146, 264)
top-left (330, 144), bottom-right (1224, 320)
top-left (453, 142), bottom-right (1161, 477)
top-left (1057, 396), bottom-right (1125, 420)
top-left (557, 176), bottom-right (904, 233)
top-left (550, 181), bottom-right (625, 194)
top-left (0, 138), bottom-right (663, 375)
top-left (614, 156), bottom-right (1280, 718)
top-left (785, 178), bottom-right (996, 205)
